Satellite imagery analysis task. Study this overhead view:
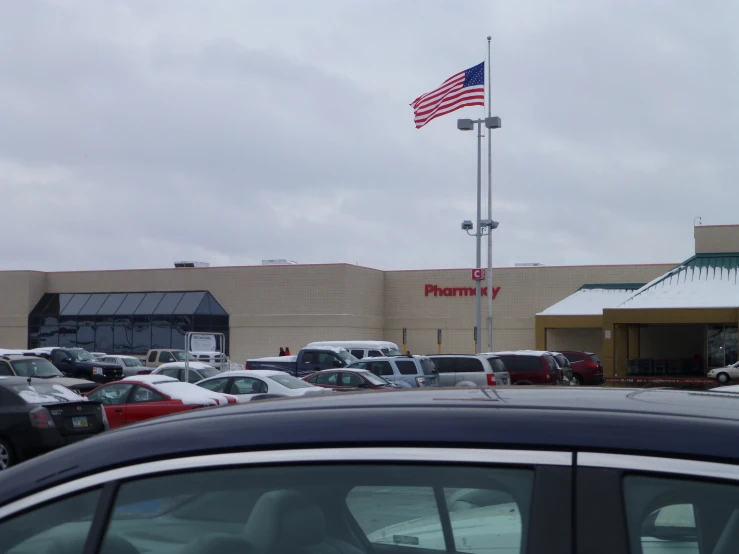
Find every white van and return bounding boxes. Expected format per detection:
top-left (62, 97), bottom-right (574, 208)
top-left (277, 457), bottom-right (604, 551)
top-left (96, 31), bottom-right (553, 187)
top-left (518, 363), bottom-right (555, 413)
top-left (305, 341), bottom-right (403, 359)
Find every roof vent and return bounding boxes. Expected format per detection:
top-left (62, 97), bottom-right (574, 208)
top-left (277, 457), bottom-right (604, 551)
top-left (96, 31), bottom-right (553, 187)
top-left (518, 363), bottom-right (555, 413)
top-left (174, 261), bottom-right (210, 268)
top-left (261, 259), bottom-right (298, 266)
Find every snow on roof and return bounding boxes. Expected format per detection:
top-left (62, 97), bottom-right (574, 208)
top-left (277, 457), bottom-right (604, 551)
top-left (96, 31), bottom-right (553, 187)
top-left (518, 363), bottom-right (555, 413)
top-left (615, 254), bottom-right (739, 309)
top-left (250, 355), bottom-right (298, 363)
top-left (538, 284), bottom-right (646, 316)
top-left (124, 375), bottom-right (231, 406)
top-left (306, 341), bottom-right (399, 349)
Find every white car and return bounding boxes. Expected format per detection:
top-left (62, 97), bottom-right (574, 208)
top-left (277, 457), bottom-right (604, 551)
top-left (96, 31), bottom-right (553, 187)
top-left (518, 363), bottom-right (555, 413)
top-left (195, 370), bottom-right (333, 403)
top-left (707, 362), bottom-right (739, 384)
top-left (151, 362), bottom-right (220, 384)
top-left (99, 355), bottom-right (150, 377)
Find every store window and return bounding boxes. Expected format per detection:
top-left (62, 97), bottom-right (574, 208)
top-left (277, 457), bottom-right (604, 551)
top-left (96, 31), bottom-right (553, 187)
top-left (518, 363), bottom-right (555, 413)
top-left (28, 291), bottom-right (229, 355)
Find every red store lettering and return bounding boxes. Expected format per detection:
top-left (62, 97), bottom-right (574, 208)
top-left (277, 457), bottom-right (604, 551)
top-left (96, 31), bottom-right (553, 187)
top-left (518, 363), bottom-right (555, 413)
top-left (424, 284), bottom-right (501, 298)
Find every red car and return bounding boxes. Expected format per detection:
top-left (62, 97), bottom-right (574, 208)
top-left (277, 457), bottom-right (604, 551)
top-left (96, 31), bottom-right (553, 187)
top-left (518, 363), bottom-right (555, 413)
top-left (303, 369), bottom-right (397, 391)
top-left (559, 351), bottom-right (605, 385)
top-left (492, 351), bottom-right (560, 385)
top-left (85, 375), bottom-right (236, 429)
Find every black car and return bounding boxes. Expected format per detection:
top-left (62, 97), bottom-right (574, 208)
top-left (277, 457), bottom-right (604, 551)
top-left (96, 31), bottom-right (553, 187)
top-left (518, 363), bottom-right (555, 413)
top-left (0, 355), bottom-right (98, 394)
top-left (41, 348), bottom-right (123, 383)
top-left (3, 387), bottom-right (739, 554)
top-left (0, 377), bottom-right (107, 471)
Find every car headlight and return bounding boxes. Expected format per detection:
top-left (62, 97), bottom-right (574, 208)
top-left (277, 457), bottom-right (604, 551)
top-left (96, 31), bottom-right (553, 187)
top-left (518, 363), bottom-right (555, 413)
top-left (92, 367), bottom-right (104, 375)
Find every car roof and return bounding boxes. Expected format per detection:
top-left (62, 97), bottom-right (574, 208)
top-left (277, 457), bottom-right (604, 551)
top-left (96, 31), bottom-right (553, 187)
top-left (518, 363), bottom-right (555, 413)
top-left (487, 350), bottom-right (552, 357)
top-left (6, 387), bottom-right (739, 505)
top-left (199, 370), bottom-right (286, 380)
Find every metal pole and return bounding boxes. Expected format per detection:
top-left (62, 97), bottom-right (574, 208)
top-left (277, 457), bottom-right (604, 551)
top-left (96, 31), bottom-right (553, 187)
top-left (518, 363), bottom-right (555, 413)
top-left (475, 120), bottom-right (483, 354)
top-left (486, 36), bottom-right (494, 353)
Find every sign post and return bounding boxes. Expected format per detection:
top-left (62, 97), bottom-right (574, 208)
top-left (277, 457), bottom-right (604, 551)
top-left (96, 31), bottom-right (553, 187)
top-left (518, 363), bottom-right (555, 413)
top-left (402, 327), bottom-right (408, 354)
top-left (437, 329), bottom-right (442, 354)
top-left (473, 326), bottom-right (478, 352)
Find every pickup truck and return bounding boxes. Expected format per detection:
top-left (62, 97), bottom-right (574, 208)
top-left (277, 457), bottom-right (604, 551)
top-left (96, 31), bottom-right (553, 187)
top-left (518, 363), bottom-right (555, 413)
top-left (32, 347), bottom-right (123, 384)
top-left (146, 349), bottom-right (227, 369)
top-left (246, 347), bottom-right (357, 378)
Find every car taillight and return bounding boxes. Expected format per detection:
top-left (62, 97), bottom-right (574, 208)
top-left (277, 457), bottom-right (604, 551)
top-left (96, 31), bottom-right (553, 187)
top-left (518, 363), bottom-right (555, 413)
top-left (244, 364), bottom-right (250, 370)
top-left (226, 396), bottom-right (237, 404)
top-left (29, 407), bottom-right (55, 428)
top-left (416, 377), bottom-right (427, 386)
top-left (137, 370), bottom-right (151, 375)
top-left (586, 363), bottom-right (599, 370)
top-left (486, 373), bottom-right (497, 386)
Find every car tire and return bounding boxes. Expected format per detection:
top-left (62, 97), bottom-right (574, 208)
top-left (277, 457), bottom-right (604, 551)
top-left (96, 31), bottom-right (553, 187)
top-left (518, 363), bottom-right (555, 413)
top-left (574, 375), bottom-right (584, 386)
top-left (718, 372), bottom-right (731, 384)
top-left (0, 439), bottom-right (15, 471)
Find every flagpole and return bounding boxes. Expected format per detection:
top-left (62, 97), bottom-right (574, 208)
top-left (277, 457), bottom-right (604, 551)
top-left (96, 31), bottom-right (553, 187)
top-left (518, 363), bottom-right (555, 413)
top-left (485, 36), bottom-right (494, 352)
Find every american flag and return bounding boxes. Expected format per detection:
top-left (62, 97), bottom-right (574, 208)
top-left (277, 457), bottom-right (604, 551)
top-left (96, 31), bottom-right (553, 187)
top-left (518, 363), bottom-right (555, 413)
top-left (411, 62), bottom-right (485, 129)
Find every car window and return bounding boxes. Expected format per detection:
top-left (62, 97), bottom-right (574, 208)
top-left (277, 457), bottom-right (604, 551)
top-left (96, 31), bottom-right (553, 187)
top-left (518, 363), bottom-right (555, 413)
top-left (456, 357), bottom-right (484, 373)
top-left (420, 358), bottom-right (438, 375)
top-left (123, 358), bottom-right (143, 367)
top-left (187, 371), bottom-right (204, 384)
top-left (340, 372), bottom-right (364, 387)
top-left (91, 383), bottom-right (134, 405)
top-left (372, 361), bottom-right (394, 376)
top-left (198, 378), bottom-right (229, 393)
top-left (132, 386), bottom-right (166, 403)
top-left (487, 358), bottom-right (507, 373)
top-left (0, 362), bottom-right (12, 376)
top-left (369, 350), bottom-right (382, 357)
top-left (159, 367), bottom-right (180, 379)
top-left (317, 352), bottom-right (338, 365)
top-left (622, 475), bottom-right (739, 554)
top-left (544, 356), bottom-right (557, 371)
top-left (0, 488), bottom-right (101, 554)
top-left (159, 352), bottom-right (175, 363)
top-left (431, 358), bottom-right (456, 373)
top-left (148, 351), bottom-right (158, 363)
top-left (348, 362), bottom-right (368, 370)
top-left (101, 357), bottom-right (116, 363)
top-left (396, 360), bottom-right (418, 375)
top-left (302, 352), bottom-right (317, 364)
top-left (90, 464), bottom-right (533, 554)
top-left (315, 372), bottom-right (338, 385)
top-left (496, 355), bottom-right (516, 371)
top-left (350, 349), bottom-right (365, 358)
top-left (52, 350), bottom-right (69, 364)
top-left (554, 355), bottom-right (569, 368)
top-left (516, 356), bottom-right (543, 372)
top-left (588, 354), bottom-right (601, 364)
top-left (565, 352), bottom-right (585, 362)
top-left (267, 374), bottom-right (313, 389)
top-left (232, 377), bottom-right (268, 394)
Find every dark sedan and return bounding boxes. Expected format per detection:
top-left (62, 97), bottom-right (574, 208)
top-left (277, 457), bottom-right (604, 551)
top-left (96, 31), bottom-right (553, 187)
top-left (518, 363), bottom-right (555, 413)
top-left (0, 377), bottom-right (107, 471)
top-left (303, 368), bottom-right (397, 391)
top-left (5, 388), bottom-right (739, 554)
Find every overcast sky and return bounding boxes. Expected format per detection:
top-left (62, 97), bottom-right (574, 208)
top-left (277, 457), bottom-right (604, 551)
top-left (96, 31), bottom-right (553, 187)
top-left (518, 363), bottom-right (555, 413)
top-left (1, 0), bottom-right (738, 272)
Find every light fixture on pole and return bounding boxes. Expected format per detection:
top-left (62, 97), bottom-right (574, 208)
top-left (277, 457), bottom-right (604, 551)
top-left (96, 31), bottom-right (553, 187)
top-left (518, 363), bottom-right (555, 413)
top-left (458, 113), bottom-right (502, 354)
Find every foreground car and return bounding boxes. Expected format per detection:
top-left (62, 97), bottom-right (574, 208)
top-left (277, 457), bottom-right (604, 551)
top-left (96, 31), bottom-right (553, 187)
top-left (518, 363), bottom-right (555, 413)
top-left (196, 370), bottom-right (332, 402)
top-left (0, 377), bottom-right (106, 470)
top-left (85, 375), bottom-right (236, 428)
top-left (4, 388), bottom-right (739, 554)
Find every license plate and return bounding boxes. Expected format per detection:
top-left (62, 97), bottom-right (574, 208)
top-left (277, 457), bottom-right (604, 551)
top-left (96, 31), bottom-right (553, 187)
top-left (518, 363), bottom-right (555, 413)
top-left (72, 416), bottom-right (89, 428)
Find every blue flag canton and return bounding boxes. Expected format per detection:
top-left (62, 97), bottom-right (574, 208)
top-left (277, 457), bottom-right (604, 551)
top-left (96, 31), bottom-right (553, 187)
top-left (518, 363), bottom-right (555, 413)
top-left (463, 62), bottom-right (484, 88)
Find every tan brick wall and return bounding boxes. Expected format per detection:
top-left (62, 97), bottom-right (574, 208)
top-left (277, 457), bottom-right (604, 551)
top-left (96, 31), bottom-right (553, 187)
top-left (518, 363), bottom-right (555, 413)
top-left (695, 225), bottom-right (739, 254)
top-left (547, 328), bottom-right (603, 357)
top-left (0, 262), bottom-right (675, 361)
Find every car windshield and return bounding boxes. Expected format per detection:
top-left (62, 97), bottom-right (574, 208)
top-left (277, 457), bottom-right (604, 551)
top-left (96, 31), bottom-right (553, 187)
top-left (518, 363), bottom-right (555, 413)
top-left (588, 354), bottom-right (601, 364)
top-left (123, 358), bottom-right (144, 367)
top-left (69, 350), bottom-right (96, 362)
top-left (338, 350), bottom-right (358, 364)
top-left (360, 371), bottom-right (389, 386)
top-left (9, 382), bottom-right (85, 404)
top-left (268, 374), bottom-right (314, 389)
top-left (10, 358), bottom-right (62, 378)
top-left (196, 367), bottom-right (219, 379)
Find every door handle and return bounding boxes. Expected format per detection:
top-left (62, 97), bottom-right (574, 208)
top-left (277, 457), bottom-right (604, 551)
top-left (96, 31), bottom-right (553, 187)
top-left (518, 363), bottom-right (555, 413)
top-left (114, 408), bottom-right (123, 413)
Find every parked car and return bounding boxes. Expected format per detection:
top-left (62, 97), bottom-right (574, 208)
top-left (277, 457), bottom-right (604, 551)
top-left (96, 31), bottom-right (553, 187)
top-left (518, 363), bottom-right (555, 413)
top-left (5, 388), bottom-right (739, 554)
top-left (550, 352), bottom-right (578, 385)
top-left (0, 377), bottom-right (106, 470)
top-left (196, 370), bottom-right (333, 402)
top-left (85, 375), bottom-right (236, 429)
top-left (305, 341), bottom-right (403, 359)
top-left (246, 346), bottom-right (358, 377)
top-left (347, 355), bottom-right (440, 388)
top-left (490, 350), bottom-right (559, 385)
top-left (98, 355), bottom-right (152, 377)
top-left (31, 348), bottom-right (123, 384)
top-left (428, 354), bottom-right (511, 386)
top-left (0, 355), bottom-right (98, 394)
top-left (559, 351), bottom-right (605, 385)
top-left (150, 362), bottom-right (220, 384)
top-left (303, 368), bottom-right (398, 391)
top-left (145, 349), bottom-right (194, 368)
top-left (707, 362), bottom-right (739, 384)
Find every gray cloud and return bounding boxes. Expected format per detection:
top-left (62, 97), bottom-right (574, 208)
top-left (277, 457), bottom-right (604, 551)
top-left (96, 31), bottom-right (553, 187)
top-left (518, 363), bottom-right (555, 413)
top-left (1, 0), bottom-right (737, 272)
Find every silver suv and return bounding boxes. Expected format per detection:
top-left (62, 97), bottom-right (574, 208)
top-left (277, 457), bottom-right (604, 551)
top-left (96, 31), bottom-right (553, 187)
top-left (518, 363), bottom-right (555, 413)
top-left (428, 355), bottom-right (510, 387)
top-left (347, 356), bottom-right (440, 388)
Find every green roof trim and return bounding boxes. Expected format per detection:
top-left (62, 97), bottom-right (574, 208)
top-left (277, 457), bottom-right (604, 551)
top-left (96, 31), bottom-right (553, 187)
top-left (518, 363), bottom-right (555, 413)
top-left (578, 283), bottom-right (645, 291)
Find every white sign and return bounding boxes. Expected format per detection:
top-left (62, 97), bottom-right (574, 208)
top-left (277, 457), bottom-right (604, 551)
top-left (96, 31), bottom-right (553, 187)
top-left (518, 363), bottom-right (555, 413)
top-left (471, 268), bottom-right (486, 281)
top-left (605, 330), bottom-right (612, 340)
top-left (190, 333), bottom-right (217, 352)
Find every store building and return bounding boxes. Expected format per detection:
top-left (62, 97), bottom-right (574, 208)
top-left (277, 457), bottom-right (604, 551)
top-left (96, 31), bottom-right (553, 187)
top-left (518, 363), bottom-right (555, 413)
top-left (1, 224), bottom-right (736, 377)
